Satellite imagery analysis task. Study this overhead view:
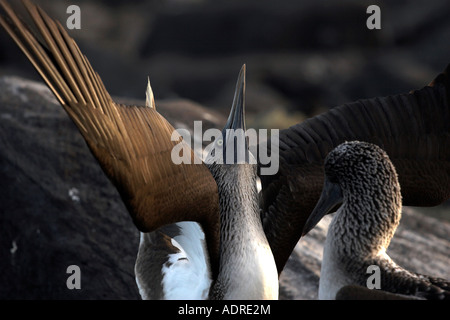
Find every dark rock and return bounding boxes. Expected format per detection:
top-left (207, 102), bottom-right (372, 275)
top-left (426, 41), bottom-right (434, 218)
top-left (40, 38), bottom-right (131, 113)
top-left (0, 76), bottom-right (141, 299)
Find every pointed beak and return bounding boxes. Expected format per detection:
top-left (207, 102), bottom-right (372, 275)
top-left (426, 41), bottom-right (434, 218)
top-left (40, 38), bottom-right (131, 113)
top-left (222, 64), bottom-right (248, 163)
top-left (224, 64), bottom-right (246, 133)
top-left (302, 177), bottom-right (343, 236)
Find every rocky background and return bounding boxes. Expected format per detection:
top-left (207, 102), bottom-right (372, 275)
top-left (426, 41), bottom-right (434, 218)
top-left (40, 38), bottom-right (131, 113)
top-left (0, 0), bottom-right (449, 299)
top-left (2, 0), bottom-right (450, 126)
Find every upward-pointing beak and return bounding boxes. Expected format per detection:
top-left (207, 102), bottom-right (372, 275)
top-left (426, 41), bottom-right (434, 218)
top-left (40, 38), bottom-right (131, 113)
top-left (302, 177), bottom-right (343, 236)
top-left (222, 64), bottom-right (248, 164)
top-left (224, 64), bottom-right (246, 132)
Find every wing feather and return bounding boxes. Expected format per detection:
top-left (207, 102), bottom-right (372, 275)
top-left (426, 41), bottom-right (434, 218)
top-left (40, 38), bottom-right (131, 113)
top-left (0, 0), bottom-right (220, 275)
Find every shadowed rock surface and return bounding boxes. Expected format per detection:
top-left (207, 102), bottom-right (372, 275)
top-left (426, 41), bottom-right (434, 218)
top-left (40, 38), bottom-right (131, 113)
top-left (0, 76), bottom-right (448, 299)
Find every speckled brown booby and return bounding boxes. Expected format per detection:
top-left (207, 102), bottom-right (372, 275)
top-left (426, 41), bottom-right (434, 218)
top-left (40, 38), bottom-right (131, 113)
top-left (303, 141), bottom-right (450, 300)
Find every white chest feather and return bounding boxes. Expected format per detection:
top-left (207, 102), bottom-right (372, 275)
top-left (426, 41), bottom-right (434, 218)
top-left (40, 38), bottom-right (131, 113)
top-left (318, 217), bottom-right (392, 300)
top-left (162, 222), bottom-right (212, 299)
top-left (221, 240), bottom-right (279, 300)
top-left (318, 230), bottom-right (345, 300)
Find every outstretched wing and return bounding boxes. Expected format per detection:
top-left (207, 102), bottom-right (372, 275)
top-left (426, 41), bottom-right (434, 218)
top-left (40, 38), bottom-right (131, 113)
top-left (260, 64), bottom-right (450, 273)
top-left (0, 0), bottom-right (220, 274)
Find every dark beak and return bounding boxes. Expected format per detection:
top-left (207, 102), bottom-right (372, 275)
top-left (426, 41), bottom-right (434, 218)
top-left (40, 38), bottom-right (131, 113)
top-left (224, 64), bottom-right (246, 132)
top-left (222, 64), bottom-right (248, 163)
top-left (302, 177), bottom-right (343, 236)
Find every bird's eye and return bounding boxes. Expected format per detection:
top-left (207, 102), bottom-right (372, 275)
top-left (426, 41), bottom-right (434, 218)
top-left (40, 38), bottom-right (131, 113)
top-left (217, 139), bottom-right (223, 146)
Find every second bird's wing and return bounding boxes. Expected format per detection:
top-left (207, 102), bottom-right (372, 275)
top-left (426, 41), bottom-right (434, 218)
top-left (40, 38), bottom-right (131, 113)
top-left (260, 64), bottom-right (450, 273)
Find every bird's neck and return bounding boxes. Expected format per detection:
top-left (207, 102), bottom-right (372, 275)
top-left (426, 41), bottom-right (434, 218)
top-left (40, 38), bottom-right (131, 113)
top-left (332, 180), bottom-right (402, 257)
top-left (207, 164), bottom-right (278, 300)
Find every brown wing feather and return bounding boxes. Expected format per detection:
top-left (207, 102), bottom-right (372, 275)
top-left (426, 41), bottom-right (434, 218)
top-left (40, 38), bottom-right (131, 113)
top-left (260, 65), bottom-right (450, 273)
top-left (0, 0), bottom-right (220, 275)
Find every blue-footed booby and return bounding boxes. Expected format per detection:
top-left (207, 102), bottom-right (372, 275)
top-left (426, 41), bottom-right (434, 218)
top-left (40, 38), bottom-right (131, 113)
top-left (1, 0), bottom-right (449, 299)
top-left (303, 141), bottom-right (450, 300)
top-left (136, 66), bottom-right (278, 299)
